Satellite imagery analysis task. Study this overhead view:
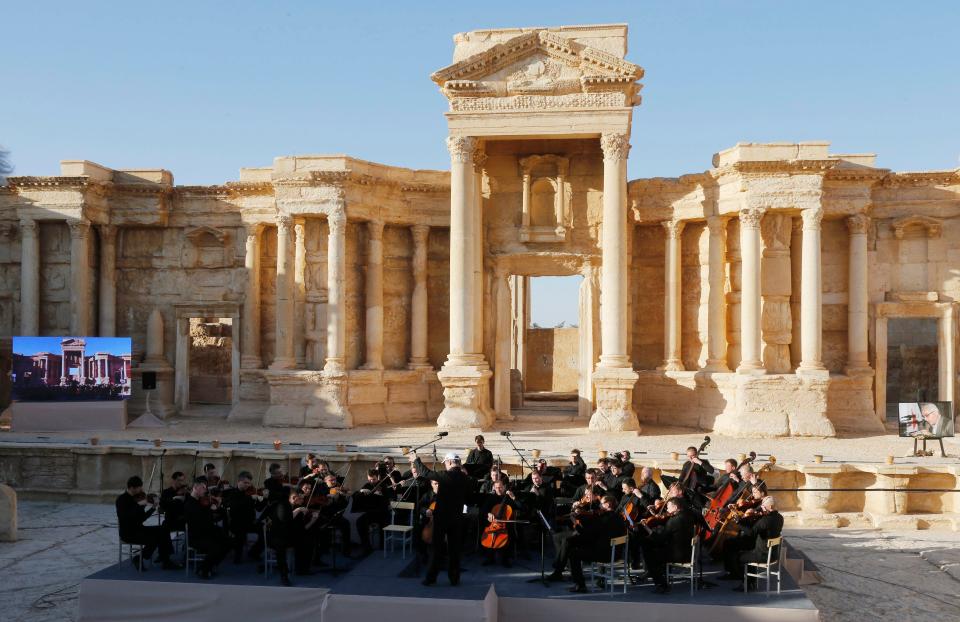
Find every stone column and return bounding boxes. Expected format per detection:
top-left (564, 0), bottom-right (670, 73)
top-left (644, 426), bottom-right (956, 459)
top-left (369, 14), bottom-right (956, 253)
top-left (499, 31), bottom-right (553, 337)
top-left (68, 220), bottom-right (92, 336)
top-left (294, 219), bottom-right (307, 368)
top-left (241, 224), bottom-right (263, 369)
top-left (736, 209), bottom-right (765, 374)
top-left (590, 132), bottom-right (639, 432)
top-left (324, 213), bottom-right (347, 374)
top-left (472, 147), bottom-right (486, 354)
top-left (97, 225), bottom-right (117, 337)
top-left (19, 219), bottom-right (40, 336)
top-left (798, 209), bottom-right (827, 374)
top-left (493, 267), bottom-right (513, 420)
top-left (705, 217), bottom-right (730, 371)
top-left (408, 224), bottom-right (431, 369)
top-left (437, 135), bottom-right (494, 430)
top-left (270, 215), bottom-right (296, 370)
top-left (661, 219), bottom-right (685, 371)
top-left (846, 214), bottom-right (871, 374)
top-left (361, 220), bottom-right (384, 370)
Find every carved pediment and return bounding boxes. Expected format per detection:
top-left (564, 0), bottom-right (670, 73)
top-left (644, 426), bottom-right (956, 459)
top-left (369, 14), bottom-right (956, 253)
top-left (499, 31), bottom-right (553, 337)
top-left (891, 215), bottom-right (941, 239)
top-left (431, 30), bottom-right (643, 102)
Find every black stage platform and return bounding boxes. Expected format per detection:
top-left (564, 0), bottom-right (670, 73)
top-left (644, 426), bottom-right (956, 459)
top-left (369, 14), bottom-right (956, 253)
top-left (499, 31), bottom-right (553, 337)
top-left (80, 543), bottom-right (818, 622)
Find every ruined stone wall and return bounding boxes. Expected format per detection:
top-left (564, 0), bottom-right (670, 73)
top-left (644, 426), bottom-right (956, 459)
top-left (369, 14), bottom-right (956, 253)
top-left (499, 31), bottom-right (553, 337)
top-left (344, 221), bottom-right (363, 370)
top-left (38, 222), bottom-right (71, 335)
top-left (524, 327), bottom-right (579, 393)
top-left (681, 222), bottom-right (707, 369)
top-left (427, 228), bottom-right (451, 370)
top-left (383, 225), bottom-right (413, 370)
top-left (259, 225), bottom-right (277, 367)
top-left (821, 218), bottom-right (849, 373)
top-left (632, 224), bottom-right (664, 370)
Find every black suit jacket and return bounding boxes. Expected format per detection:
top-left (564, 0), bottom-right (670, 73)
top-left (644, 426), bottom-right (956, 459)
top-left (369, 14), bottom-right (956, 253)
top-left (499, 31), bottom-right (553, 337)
top-left (427, 467), bottom-right (470, 524)
top-left (654, 509), bottom-right (698, 562)
top-left (116, 492), bottom-right (154, 541)
top-left (739, 511), bottom-right (784, 561)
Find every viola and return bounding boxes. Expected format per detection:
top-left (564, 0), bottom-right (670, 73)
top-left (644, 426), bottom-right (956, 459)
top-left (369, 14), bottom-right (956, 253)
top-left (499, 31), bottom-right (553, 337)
top-left (480, 499), bottom-right (513, 549)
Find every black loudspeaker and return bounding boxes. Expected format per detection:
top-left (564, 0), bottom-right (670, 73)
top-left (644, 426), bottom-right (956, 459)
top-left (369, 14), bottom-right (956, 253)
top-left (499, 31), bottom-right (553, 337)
top-left (141, 372), bottom-right (157, 390)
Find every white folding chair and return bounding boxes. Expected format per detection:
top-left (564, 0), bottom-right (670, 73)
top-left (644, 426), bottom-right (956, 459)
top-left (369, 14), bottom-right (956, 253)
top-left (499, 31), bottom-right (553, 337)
top-left (184, 525), bottom-right (207, 577)
top-left (745, 535), bottom-right (783, 594)
top-left (590, 535), bottom-right (630, 593)
top-left (382, 501), bottom-right (416, 559)
top-left (169, 530), bottom-right (185, 560)
top-left (118, 538), bottom-right (144, 571)
top-left (666, 533), bottom-right (699, 596)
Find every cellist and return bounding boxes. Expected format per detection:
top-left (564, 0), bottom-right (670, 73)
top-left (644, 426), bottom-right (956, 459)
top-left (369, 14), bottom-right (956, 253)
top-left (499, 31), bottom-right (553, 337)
top-left (480, 478), bottom-right (523, 567)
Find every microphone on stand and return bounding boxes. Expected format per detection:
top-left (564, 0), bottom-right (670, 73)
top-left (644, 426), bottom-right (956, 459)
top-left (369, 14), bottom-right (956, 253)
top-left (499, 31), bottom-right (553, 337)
top-left (438, 431), bottom-right (449, 437)
top-left (500, 431), bottom-right (511, 437)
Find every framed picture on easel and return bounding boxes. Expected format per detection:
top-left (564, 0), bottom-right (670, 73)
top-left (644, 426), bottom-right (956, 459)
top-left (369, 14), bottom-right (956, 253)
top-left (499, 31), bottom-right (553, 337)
top-left (898, 402), bottom-right (954, 438)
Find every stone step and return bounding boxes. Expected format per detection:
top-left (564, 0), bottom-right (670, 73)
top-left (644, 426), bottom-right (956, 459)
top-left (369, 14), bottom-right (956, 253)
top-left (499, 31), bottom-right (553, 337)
top-left (511, 408), bottom-right (579, 423)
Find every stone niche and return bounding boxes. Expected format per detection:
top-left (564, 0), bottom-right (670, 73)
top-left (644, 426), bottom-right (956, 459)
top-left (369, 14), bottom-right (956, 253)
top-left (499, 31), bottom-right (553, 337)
top-left (518, 154), bottom-right (571, 243)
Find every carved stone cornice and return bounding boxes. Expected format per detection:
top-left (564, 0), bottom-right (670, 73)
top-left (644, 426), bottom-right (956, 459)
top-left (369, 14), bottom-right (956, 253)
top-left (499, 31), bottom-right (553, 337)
top-left (730, 160), bottom-right (836, 175)
top-left (600, 133), bottom-right (630, 162)
top-left (446, 136), bottom-right (476, 163)
top-left (879, 170), bottom-right (960, 187)
top-left (846, 214), bottom-right (870, 235)
top-left (800, 208), bottom-right (823, 230)
top-left (6, 176), bottom-right (92, 189)
top-left (739, 208), bottom-right (766, 230)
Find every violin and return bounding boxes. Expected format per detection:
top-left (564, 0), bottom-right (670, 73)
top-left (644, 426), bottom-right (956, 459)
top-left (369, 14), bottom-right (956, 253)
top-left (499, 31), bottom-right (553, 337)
top-left (134, 491), bottom-right (158, 505)
top-left (621, 495), bottom-right (641, 526)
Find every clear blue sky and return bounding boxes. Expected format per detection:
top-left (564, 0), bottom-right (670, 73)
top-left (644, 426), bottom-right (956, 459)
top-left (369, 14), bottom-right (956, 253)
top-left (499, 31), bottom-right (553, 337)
top-left (14, 337), bottom-right (131, 357)
top-left (2, 1), bottom-right (958, 326)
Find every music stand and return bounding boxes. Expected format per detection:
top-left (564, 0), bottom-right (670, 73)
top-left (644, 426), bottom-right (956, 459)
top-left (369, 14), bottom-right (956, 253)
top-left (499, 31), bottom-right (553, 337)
top-left (526, 510), bottom-right (554, 587)
top-left (315, 508), bottom-right (347, 576)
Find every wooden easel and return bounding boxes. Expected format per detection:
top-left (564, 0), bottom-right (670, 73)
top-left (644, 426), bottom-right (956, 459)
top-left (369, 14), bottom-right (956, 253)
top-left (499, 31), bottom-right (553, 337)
top-left (911, 433), bottom-right (946, 458)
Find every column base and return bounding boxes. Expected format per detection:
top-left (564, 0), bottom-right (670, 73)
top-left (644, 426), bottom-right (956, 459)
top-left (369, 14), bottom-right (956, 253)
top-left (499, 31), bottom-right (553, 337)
top-left (407, 359), bottom-right (433, 371)
top-left (703, 359), bottom-right (731, 373)
top-left (713, 373), bottom-right (836, 437)
top-left (796, 365), bottom-right (830, 380)
top-left (736, 360), bottom-right (766, 375)
top-left (436, 360), bottom-right (495, 430)
top-left (323, 358), bottom-right (346, 375)
top-left (269, 357), bottom-right (297, 371)
top-left (240, 355), bottom-right (263, 370)
top-left (589, 366), bottom-right (640, 432)
top-left (844, 364), bottom-right (873, 378)
top-left (658, 359), bottom-right (685, 372)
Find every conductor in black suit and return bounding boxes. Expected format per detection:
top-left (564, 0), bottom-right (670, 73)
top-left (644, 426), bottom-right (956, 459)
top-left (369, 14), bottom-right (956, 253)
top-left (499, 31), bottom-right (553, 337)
top-left (422, 452), bottom-right (469, 587)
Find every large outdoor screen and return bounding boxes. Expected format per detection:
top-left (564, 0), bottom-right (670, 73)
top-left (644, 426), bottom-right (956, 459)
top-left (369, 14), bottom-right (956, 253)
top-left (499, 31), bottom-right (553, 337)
top-left (12, 336), bottom-right (132, 401)
top-left (898, 401), bottom-right (955, 438)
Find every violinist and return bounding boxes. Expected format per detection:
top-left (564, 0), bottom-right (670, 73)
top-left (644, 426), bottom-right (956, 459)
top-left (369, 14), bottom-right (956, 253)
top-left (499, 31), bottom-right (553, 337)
top-left (464, 434), bottom-right (494, 478)
top-left (566, 495), bottom-right (626, 593)
top-left (263, 462), bottom-right (292, 502)
top-left (547, 488), bottom-right (600, 582)
top-left (480, 479), bottom-right (523, 568)
top-left (605, 461), bottom-right (627, 500)
top-left (639, 497), bottom-right (698, 594)
top-left (741, 467), bottom-right (768, 497)
top-left (720, 496), bottom-right (783, 587)
top-left (617, 478), bottom-right (644, 569)
top-left (619, 450), bottom-right (636, 478)
top-left (116, 476), bottom-right (179, 570)
top-left (159, 471), bottom-right (188, 532)
top-left (262, 489), bottom-right (294, 586)
top-left (561, 448), bottom-right (587, 495)
top-left (596, 458), bottom-right (616, 493)
top-left (289, 492), bottom-right (321, 575)
top-left (184, 477), bottom-right (231, 579)
top-left (478, 464), bottom-right (510, 494)
top-left (711, 459), bottom-right (743, 496)
top-left (314, 473), bottom-right (353, 558)
top-left (356, 468), bottom-right (396, 556)
top-left (299, 453), bottom-right (319, 479)
top-left (521, 469), bottom-right (555, 519)
top-left (573, 468), bottom-right (604, 499)
top-left (637, 467), bottom-right (662, 510)
top-left (521, 458), bottom-right (559, 489)
top-left (221, 471), bottom-right (266, 564)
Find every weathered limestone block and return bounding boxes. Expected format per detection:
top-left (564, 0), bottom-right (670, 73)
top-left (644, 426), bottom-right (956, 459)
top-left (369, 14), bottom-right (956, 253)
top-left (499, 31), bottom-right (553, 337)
top-left (0, 484), bottom-right (16, 542)
top-left (389, 383), bottom-right (429, 404)
top-left (714, 374), bottom-right (835, 437)
top-left (590, 367), bottom-right (640, 432)
top-left (263, 371), bottom-right (353, 428)
top-left (436, 366), bottom-right (495, 430)
top-left (825, 374), bottom-right (884, 434)
top-left (798, 467), bottom-right (840, 527)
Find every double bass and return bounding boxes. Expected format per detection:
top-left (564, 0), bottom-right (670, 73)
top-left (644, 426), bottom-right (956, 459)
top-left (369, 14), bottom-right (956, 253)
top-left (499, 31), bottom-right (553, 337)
top-left (707, 457), bottom-right (776, 558)
top-left (421, 499), bottom-right (437, 545)
top-left (703, 451), bottom-right (756, 542)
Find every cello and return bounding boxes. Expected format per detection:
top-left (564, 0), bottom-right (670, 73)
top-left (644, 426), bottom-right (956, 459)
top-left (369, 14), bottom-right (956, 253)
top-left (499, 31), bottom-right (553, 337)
top-left (480, 494), bottom-right (515, 550)
top-left (703, 451), bottom-right (756, 542)
top-left (707, 457), bottom-right (776, 558)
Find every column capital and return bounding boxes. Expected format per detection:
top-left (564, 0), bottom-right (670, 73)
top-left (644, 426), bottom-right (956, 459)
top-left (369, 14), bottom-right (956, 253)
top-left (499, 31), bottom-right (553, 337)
top-left (68, 220), bottom-right (91, 239)
top-left (97, 224), bottom-right (118, 243)
top-left (661, 219), bottom-right (685, 239)
top-left (846, 213), bottom-right (870, 235)
top-left (276, 214), bottom-right (294, 230)
top-left (243, 222), bottom-right (263, 239)
top-left (600, 132), bottom-right (630, 162)
top-left (706, 215), bottom-right (729, 234)
top-left (19, 218), bottom-right (38, 234)
top-left (446, 135), bottom-right (477, 163)
top-left (739, 208), bottom-right (766, 230)
top-left (411, 223), bottom-right (430, 240)
top-left (328, 212), bottom-right (346, 234)
top-left (367, 219), bottom-right (384, 239)
top-left (472, 147), bottom-right (488, 170)
top-left (801, 208), bottom-right (824, 230)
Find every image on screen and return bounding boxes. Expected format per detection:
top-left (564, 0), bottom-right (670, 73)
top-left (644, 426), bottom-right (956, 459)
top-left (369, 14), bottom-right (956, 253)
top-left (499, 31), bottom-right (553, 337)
top-left (898, 401), bottom-right (955, 438)
top-left (12, 336), bottom-right (132, 401)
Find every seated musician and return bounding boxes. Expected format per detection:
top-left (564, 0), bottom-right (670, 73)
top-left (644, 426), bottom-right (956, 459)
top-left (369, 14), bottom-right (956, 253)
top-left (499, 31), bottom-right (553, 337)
top-left (605, 461), bottom-right (627, 500)
top-left (637, 467), bottom-right (662, 510)
top-left (356, 468), bottom-right (396, 555)
top-left (203, 463), bottom-right (228, 492)
top-left (574, 468), bottom-right (605, 499)
top-left (299, 453), bottom-right (319, 478)
top-left (264, 462), bottom-right (291, 502)
top-left (159, 471), bottom-right (188, 532)
top-left (663, 445), bottom-right (715, 510)
top-left (713, 459), bottom-right (743, 496)
top-left (618, 450), bottom-right (636, 478)
top-left (262, 488), bottom-right (295, 585)
top-left (289, 492), bottom-right (321, 575)
top-left (741, 467), bottom-right (767, 497)
top-left (116, 475), bottom-right (179, 570)
top-left (720, 495), bottom-right (783, 587)
top-left (221, 471), bottom-right (266, 564)
top-left (595, 457), bottom-right (614, 489)
top-left (317, 473), bottom-right (353, 558)
top-left (521, 459), bottom-right (557, 489)
top-left (396, 459), bottom-right (430, 501)
top-left (481, 478), bottom-right (523, 567)
top-left (566, 495), bottom-right (627, 593)
top-left (479, 464), bottom-right (510, 494)
top-left (464, 434), bottom-right (494, 478)
top-left (561, 449), bottom-right (587, 496)
top-left (639, 497), bottom-right (698, 594)
top-left (548, 488), bottom-right (601, 581)
top-left (183, 477), bottom-right (231, 579)
top-left (521, 469), bottom-right (556, 518)
top-left (618, 478), bottom-right (644, 568)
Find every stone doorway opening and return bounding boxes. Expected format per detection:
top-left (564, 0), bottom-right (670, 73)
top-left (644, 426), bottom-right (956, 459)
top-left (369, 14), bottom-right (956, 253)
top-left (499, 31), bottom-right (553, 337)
top-left (188, 317), bottom-right (234, 410)
top-left (512, 275), bottom-right (582, 422)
